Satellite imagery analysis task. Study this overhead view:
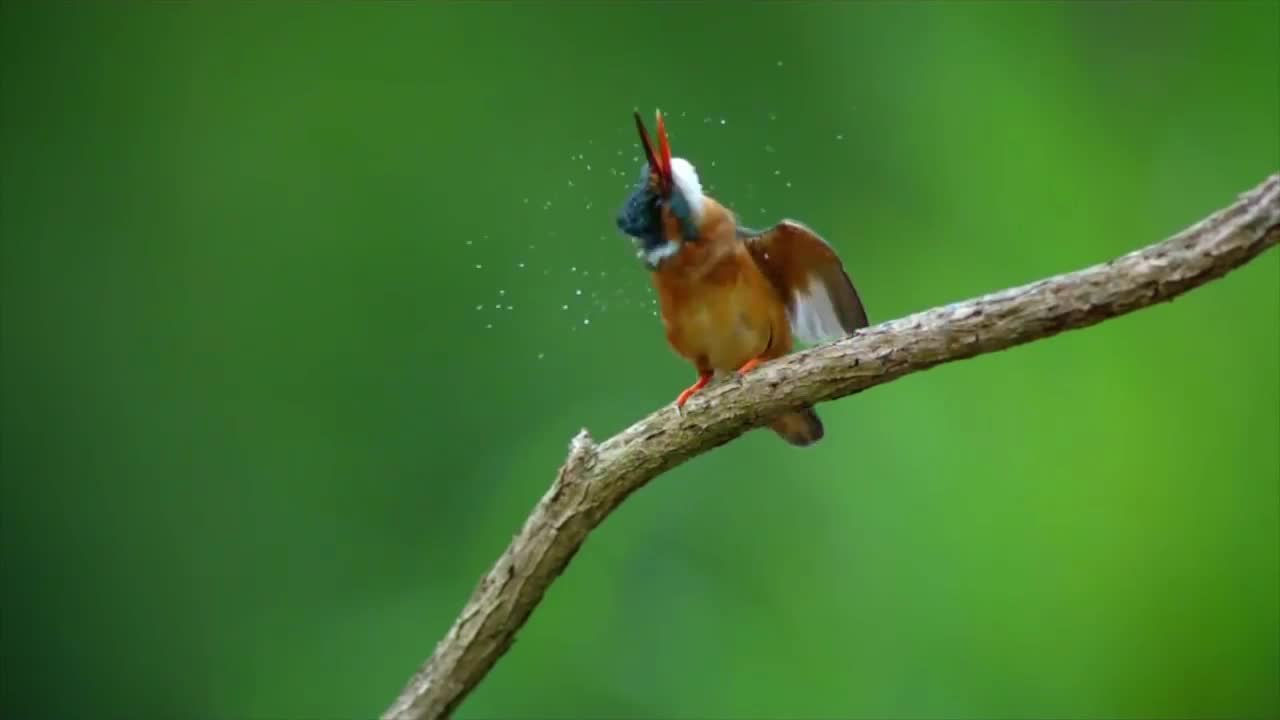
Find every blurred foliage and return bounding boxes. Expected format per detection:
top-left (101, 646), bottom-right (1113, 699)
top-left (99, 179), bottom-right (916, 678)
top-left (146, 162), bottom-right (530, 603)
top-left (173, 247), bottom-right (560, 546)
top-left (1, 2), bottom-right (1277, 718)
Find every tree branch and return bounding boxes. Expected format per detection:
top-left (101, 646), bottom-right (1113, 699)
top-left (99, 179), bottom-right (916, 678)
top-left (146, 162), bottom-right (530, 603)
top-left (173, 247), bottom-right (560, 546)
top-left (384, 173), bottom-right (1280, 720)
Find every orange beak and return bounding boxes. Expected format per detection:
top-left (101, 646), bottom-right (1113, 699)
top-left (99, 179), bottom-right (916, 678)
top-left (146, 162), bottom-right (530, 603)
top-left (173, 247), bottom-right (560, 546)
top-left (634, 109), bottom-right (673, 196)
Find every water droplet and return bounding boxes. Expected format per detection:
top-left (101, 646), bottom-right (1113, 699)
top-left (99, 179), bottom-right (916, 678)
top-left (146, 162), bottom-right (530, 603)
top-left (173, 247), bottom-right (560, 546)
top-left (474, 264), bottom-right (483, 269)
top-left (773, 169), bottom-right (781, 176)
top-left (567, 179), bottom-right (575, 187)
top-left (719, 118), bottom-right (726, 125)
top-left (586, 164), bottom-right (592, 171)
top-left (776, 60), bottom-right (784, 67)
top-left (475, 304), bottom-right (483, 310)
top-left (518, 262), bottom-right (525, 269)
top-left (506, 305), bottom-right (513, 311)
top-left (537, 352), bottom-right (545, 360)
top-left (522, 198), bottom-right (529, 204)
top-left (575, 289), bottom-right (582, 295)
top-left (583, 318), bottom-right (590, 325)
top-left (562, 304), bottom-right (569, 310)
top-left (785, 181), bottom-right (792, 188)
top-left (835, 134), bottom-right (844, 141)
top-left (485, 323), bottom-right (493, 329)
top-left (499, 289), bottom-right (505, 296)
top-left (465, 240), bottom-right (472, 246)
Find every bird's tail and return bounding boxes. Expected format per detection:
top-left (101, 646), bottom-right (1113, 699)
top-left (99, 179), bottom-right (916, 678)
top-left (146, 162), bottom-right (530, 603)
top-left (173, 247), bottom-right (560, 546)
top-left (768, 405), bottom-right (825, 447)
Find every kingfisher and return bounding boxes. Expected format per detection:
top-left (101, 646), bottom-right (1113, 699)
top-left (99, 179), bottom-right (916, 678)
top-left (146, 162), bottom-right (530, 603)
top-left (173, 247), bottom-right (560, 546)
top-left (616, 110), bottom-right (869, 447)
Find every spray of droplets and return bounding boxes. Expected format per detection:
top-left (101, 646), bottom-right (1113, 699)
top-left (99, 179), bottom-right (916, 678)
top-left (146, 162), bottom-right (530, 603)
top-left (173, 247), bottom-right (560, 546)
top-left (457, 96), bottom-right (850, 361)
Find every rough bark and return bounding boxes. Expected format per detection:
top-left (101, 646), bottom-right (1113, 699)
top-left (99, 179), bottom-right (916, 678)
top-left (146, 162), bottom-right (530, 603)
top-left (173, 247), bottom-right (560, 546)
top-left (384, 173), bottom-right (1280, 720)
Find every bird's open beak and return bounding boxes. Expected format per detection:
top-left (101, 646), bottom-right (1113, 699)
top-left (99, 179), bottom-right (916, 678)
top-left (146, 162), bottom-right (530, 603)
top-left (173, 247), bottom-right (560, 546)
top-left (634, 109), bottom-right (673, 196)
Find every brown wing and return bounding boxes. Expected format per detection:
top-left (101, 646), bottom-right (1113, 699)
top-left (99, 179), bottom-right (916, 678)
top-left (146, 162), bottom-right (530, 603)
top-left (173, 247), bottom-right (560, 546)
top-left (741, 220), bottom-right (869, 344)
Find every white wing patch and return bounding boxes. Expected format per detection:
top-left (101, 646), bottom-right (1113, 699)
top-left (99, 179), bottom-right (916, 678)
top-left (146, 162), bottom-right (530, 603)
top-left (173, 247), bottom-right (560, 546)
top-left (788, 280), bottom-right (847, 345)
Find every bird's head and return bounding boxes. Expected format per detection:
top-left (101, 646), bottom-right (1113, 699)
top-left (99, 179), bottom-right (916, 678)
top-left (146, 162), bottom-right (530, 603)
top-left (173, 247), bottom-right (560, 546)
top-left (616, 110), bottom-right (705, 269)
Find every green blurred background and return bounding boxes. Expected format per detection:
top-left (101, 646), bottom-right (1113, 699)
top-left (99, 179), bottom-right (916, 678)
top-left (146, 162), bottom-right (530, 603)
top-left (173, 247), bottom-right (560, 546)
top-left (2, 2), bottom-right (1277, 718)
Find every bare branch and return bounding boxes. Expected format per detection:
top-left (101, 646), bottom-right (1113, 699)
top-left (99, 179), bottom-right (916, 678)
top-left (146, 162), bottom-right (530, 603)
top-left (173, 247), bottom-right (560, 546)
top-left (384, 174), bottom-right (1280, 720)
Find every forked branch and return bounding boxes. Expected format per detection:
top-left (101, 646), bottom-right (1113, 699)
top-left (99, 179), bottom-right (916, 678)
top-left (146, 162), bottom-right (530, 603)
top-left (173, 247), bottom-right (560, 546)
top-left (385, 174), bottom-right (1280, 720)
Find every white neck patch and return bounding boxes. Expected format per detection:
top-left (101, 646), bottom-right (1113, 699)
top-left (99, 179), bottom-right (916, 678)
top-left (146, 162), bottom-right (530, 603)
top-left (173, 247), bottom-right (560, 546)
top-left (670, 157), bottom-right (704, 221)
top-left (641, 240), bottom-right (680, 268)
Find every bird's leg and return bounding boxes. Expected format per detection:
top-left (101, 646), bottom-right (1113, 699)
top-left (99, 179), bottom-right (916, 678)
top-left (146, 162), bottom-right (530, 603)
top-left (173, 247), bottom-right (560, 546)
top-left (675, 371), bottom-right (713, 413)
top-left (735, 328), bottom-right (774, 380)
top-left (736, 356), bottom-right (764, 376)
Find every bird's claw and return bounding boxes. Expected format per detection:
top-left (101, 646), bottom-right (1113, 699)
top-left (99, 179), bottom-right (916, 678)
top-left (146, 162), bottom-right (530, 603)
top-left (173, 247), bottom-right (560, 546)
top-left (673, 372), bottom-right (712, 415)
top-left (736, 357), bottom-right (763, 376)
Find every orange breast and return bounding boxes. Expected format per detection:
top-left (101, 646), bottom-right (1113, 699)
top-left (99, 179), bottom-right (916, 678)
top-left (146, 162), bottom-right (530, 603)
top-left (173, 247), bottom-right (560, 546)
top-left (654, 244), bottom-right (792, 372)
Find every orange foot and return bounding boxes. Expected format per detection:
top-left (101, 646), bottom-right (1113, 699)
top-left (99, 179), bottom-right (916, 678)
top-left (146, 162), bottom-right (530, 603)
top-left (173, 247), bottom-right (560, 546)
top-left (736, 356), bottom-right (765, 376)
top-left (675, 372), bottom-right (713, 410)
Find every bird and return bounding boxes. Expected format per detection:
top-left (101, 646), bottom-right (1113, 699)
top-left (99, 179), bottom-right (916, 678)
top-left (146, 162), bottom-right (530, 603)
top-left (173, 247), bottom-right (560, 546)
top-left (616, 109), bottom-right (869, 447)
